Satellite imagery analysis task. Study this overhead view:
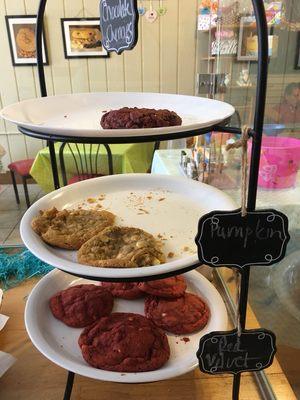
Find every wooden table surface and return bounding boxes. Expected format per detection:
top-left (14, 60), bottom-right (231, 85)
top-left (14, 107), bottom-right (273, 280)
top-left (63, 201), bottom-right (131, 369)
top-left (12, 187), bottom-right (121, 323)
top-left (0, 275), bottom-right (297, 400)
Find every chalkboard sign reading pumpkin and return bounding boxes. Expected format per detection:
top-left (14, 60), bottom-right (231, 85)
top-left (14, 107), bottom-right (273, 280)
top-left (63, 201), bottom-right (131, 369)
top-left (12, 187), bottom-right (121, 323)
top-left (100, 0), bottom-right (139, 54)
top-left (195, 208), bottom-right (290, 269)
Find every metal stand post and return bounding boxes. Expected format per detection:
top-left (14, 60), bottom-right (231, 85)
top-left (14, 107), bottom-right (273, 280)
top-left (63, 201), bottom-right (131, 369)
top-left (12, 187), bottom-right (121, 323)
top-left (32, 0), bottom-right (270, 399)
top-left (63, 371), bottom-right (75, 400)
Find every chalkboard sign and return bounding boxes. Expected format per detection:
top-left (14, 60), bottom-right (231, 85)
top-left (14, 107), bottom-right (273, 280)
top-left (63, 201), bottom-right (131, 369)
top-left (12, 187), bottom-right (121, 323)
top-left (100, 0), bottom-right (139, 54)
top-left (195, 208), bottom-right (289, 269)
top-left (197, 328), bottom-right (276, 375)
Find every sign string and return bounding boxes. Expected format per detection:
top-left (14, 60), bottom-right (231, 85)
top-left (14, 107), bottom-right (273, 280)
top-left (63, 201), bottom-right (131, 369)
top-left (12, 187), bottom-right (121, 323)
top-left (234, 269), bottom-right (242, 337)
top-left (226, 126), bottom-right (251, 336)
top-left (226, 126), bottom-right (251, 217)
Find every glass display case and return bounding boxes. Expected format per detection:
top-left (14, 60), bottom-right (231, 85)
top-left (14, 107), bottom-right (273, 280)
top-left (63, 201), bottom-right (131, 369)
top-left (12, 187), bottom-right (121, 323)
top-left (196, 0), bottom-right (300, 396)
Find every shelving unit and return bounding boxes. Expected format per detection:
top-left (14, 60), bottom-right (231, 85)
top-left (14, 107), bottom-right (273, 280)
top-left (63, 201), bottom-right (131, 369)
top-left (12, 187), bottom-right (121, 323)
top-left (0, 0), bottom-right (270, 399)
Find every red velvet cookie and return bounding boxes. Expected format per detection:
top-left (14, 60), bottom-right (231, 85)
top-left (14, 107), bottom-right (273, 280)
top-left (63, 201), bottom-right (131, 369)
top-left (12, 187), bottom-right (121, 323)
top-left (100, 282), bottom-right (144, 300)
top-left (145, 293), bottom-right (209, 334)
top-left (138, 276), bottom-right (187, 298)
top-left (78, 312), bottom-right (170, 372)
top-left (101, 107), bottom-right (182, 129)
top-left (49, 284), bottom-right (113, 328)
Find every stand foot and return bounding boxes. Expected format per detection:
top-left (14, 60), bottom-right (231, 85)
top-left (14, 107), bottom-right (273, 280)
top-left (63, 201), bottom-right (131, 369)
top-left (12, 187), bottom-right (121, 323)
top-left (63, 371), bottom-right (75, 400)
top-left (232, 374), bottom-right (240, 400)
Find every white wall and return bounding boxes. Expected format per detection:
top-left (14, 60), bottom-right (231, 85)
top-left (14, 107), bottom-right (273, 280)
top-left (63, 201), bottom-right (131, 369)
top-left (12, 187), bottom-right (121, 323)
top-left (0, 0), bottom-right (199, 171)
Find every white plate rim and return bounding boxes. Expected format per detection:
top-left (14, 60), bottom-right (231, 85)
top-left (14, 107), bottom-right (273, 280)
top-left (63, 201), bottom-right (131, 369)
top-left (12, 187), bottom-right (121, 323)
top-left (20, 174), bottom-right (237, 279)
top-left (0, 92), bottom-right (235, 137)
top-left (24, 269), bottom-right (228, 383)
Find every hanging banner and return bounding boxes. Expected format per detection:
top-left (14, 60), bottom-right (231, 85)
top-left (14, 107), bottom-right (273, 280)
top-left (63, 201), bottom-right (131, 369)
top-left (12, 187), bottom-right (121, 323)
top-left (195, 208), bottom-right (290, 269)
top-left (100, 0), bottom-right (139, 54)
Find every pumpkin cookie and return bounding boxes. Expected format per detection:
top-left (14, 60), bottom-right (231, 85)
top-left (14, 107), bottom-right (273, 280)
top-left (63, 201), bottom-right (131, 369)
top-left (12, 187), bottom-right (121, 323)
top-left (31, 207), bottom-right (59, 236)
top-left (78, 226), bottom-right (166, 268)
top-left (31, 208), bottom-right (115, 250)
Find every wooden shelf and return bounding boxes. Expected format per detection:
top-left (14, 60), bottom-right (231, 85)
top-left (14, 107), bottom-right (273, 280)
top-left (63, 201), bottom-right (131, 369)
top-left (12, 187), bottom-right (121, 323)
top-left (198, 24), bottom-right (240, 31)
top-left (230, 85), bottom-right (255, 89)
top-left (200, 55), bottom-right (236, 60)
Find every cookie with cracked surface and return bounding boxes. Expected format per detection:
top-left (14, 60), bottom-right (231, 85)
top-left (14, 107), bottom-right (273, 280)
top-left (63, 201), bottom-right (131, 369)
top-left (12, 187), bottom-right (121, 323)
top-left (101, 107), bottom-right (182, 129)
top-left (31, 208), bottom-right (115, 250)
top-left (78, 226), bottom-right (165, 268)
top-left (49, 284), bottom-right (114, 328)
top-left (145, 292), bottom-right (210, 334)
top-left (100, 282), bottom-right (144, 299)
top-left (31, 207), bottom-right (59, 236)
top-left (138, 275), bottom-right (187, 298)
top-left (78, 312), bottom-right (170, 372)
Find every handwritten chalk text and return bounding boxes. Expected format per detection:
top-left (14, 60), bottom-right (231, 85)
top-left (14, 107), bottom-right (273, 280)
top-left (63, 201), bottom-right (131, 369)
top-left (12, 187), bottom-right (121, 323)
top-left (210, 219), bottom-right (283, 248)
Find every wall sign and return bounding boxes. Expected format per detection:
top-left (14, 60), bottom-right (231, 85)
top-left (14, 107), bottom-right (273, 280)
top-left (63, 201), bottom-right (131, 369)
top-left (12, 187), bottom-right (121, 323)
top-left (197, 328), bottom-right (276, 375)
top-left (195, 208), bottom-right (290, 269)
top-left (99, 0), bottom-right (139, 54)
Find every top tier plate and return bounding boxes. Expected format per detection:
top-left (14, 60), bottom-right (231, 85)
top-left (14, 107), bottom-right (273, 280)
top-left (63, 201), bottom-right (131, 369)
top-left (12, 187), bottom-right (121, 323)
top-left (0, 92), bottom-right (235, 138)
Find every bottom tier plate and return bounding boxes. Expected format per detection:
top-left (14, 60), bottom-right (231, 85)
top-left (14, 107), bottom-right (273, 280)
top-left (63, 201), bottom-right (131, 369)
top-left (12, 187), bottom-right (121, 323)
top-left (25, 269), bottom-right (228, 383)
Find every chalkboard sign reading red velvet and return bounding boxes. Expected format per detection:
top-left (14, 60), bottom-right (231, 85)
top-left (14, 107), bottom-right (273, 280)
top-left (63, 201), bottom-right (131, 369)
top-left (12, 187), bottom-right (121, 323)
top-left (195, 208), bottom-right (290, 269)
top-left (100, 0), bottom-right (139, 54)
top-left (197, 329), bottom-right (276, 375)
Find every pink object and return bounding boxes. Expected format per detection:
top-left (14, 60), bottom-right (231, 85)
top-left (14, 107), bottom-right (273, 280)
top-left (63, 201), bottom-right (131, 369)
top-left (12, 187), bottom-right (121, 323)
top-left (68, 173), bottom-right (103, 185)
top-left (249, 137), bottom-right (300, 189)
top-left (215, 30), bottom-right (234, 40)
top-left (8, 159), bottom-right (34, 176)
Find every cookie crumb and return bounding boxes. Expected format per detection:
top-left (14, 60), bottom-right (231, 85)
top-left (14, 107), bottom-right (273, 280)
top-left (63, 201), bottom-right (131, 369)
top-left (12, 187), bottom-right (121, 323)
top-left (168, 252), bottom-right (174, 258)
top-left (181, 337), bottom-right (190, 343)
top-left (87, 198), bottom-right (96, 203)
top-left (183, 246), bottom-right (190, 252)
top-left (158, 198), bottom-right (165, 202)
top-left (138, 208), bottom-right (149, 214)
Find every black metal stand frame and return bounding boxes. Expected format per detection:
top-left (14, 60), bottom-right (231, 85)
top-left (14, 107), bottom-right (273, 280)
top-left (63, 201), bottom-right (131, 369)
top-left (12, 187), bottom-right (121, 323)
top-left (17, 0), bottom-right (268, 399)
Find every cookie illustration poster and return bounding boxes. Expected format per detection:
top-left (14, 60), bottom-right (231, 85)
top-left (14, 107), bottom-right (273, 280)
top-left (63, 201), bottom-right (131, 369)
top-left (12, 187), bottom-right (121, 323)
top-left (61, 18), bottom-right (109, 59)
top-left (5, 16), bottom-right (48, 65)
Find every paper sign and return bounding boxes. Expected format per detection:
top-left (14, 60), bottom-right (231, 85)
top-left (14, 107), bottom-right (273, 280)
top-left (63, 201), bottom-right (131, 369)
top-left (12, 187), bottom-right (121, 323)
top-left (0, 290), bottom-right (16, 377)
top-left (0, 352), bottom-right (16, 378)
top-left (197, 329), bottom-right (276, 375)
top-left (195, 208), bottom-right (290, 269)
top-left (0, 314), bottom-right (9, 332)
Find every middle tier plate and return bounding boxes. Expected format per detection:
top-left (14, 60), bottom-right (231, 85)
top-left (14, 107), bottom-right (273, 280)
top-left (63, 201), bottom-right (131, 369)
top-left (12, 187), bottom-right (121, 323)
top-left (20, 174), bottom-right (236, 279)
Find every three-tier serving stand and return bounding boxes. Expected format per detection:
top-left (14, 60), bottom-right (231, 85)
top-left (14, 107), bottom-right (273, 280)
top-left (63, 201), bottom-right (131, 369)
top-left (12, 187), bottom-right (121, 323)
top-left (9, 0), bottom-right (272, 399)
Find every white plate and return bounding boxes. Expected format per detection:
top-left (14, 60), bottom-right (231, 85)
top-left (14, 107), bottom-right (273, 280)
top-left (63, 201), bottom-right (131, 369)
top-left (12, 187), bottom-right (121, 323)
top-left (25, 269), bottom-right (228, 383)
top-left (20, 174), bottom-right (236, 279)
top-left (0, 92), bottom-right (235, 138)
